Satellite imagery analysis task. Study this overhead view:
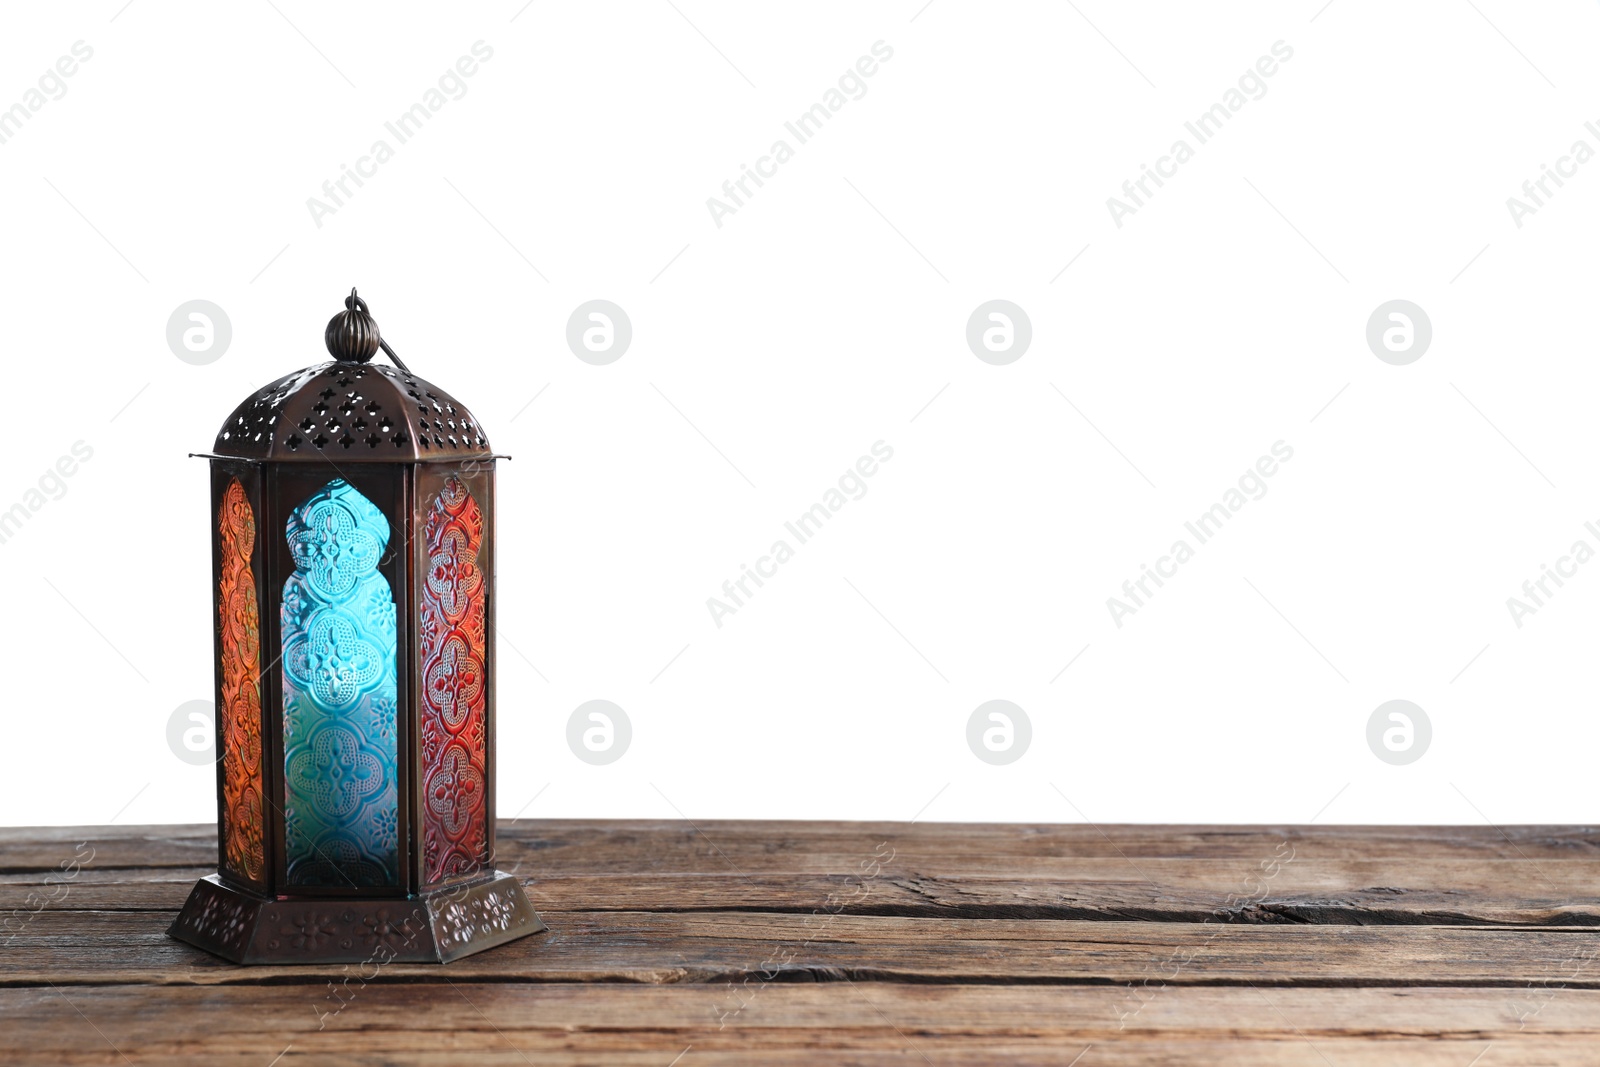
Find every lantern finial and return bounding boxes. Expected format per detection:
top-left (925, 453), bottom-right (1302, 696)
top-left (324, 287), bottom-right (381, 363)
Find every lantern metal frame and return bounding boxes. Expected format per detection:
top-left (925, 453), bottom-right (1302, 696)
top-left (170, 295), bottom-right (545, 964)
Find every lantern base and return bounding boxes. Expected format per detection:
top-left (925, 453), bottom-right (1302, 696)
top-left (168, 871), bottom-right (546, 965)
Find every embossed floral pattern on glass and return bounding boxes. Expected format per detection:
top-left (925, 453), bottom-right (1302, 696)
top-left (218, 479), bottom-right (265, 883)
top-left (419, 477), bottom-right (489, 884)
top-left (281, 479), bottom-right (399, 887)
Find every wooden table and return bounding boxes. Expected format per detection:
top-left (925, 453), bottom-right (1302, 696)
top-left (5, 821), bottom-right (1599, 1064)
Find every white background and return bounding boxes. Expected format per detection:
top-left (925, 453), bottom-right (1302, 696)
top-left (2, 0), bottom-right (1595, 830)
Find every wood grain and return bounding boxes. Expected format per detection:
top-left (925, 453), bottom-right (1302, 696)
top-left (4, 821), bottom-right (1599, 1064)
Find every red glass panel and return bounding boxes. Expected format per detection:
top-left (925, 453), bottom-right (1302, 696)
top-left (420, 477), bottom-right (489, 884)
top-left (218, 479), bottom-right (265, 883)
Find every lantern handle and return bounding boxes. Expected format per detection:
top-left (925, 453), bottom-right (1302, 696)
top-left (377, 338), bottom-right (412, 376)
top-left (345, 288), bottom-right (413, 375)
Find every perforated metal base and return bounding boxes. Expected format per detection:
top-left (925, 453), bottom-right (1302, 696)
top-left (169, 872), bottom-right (545, 964)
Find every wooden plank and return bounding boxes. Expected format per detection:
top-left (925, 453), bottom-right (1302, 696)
top-left (7, 909), bottom-right (1600, 988)
top-left (0, 984), bottom-right (1591, 1065)
top-left (8, 822), bottom-right (1600, 1062)
top-left (6, 821), bottom-right (1600, 871)
top-left (0, 1047), bottom-right (1554, 1067)
top-left (8, 861), bottom-right (1600, 926)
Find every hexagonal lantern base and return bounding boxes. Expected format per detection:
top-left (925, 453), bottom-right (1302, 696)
top-left (169, 873), bottom-right (546, 964)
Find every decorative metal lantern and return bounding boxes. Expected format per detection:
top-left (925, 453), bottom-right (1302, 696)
top-left (171, 290), bottom-right (545, 963)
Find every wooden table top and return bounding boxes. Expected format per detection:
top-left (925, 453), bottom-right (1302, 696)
top-left (5, 820), bottom-right (1599, 1064)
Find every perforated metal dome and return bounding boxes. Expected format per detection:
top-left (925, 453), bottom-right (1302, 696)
top-left (213, 361), bottom-right (491, 462)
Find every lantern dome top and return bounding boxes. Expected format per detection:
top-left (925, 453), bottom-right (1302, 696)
top-left (210, 289), bottom-right (492, 463)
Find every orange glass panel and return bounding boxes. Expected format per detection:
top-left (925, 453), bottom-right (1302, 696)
top-left (219, 479), bottom-right (265, 883)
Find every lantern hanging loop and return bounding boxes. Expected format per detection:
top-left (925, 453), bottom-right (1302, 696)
top-left (348, 287), bottom-right (414, 375)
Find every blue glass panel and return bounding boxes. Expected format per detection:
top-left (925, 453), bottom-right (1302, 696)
top-left (281, 478), bottom-right (399, 887)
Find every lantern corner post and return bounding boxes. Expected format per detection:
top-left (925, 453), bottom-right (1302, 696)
top-left (170, 459), bottom-right (275, 962)
top-left (406, 457), bottom-right (545, 962)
